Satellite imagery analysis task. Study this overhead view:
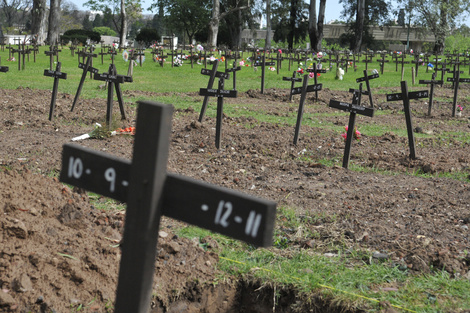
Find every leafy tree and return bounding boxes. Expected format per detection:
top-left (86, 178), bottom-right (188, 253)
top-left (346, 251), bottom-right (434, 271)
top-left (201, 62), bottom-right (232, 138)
top-left (338, 0), bottom-right (391, 51)
top-left (135, 27), bottom-right (160, 46)
top-left (61, 29), bottom-right (101, 44)
top-left (82, 13), bottom-right (93, 30)
top-left (397, 8), bottom-right (405, 26)
top-left (93, 26), bottom-right (117, 36)
top-left (93, 14), bottom-right (103, 28)
top-left (396, 0), bottom-right (470, 53)
top-left (150, 0), bottom-right (210, 45)
top-left (272, 0), bottom-right (309, 50)
top-left (221, 0), bottom-right (260, 49)
top-left (207, 0), bottom-right (251, 48)
top-left (84, 0), bottom-right (143, 47)
top-left (0, 0), bottom-right (30, 28)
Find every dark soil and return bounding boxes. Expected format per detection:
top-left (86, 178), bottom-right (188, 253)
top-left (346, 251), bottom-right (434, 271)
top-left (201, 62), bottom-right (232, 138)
top-left (0, 83), bottom-right (469, 312)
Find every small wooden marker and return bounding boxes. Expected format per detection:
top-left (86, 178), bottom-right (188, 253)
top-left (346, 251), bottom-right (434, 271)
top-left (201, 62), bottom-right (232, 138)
top-left (306, 62), bottom-right (327, 101)
top-left (447, 71), bottom-right (470, 117)
top-left (71, 52), bottom-right (98, 112)
top-left (356, 70), bottom-right (379, 107)
top-left (292, 74), bottom-right (323, 145)
top-left (329, 85), bottom-right (374, 169)
top-left (60, 101), bottom-right (276, 313)
top-left (93, 63), bottom-right (132, 125)
top-left (282, 71), bottom-right (302, 101)
top-left (199, 75), bottom-right (237, 149)
top-left (44, 62), bottom-right (67, 120)
top-left (254, 54), bottom-right (275, 94)
top-left (386, 81), bottom-right (429, 159)
top-left (418, 72), bottom-right (443, 115)
top-left (225, 62), bottom-right (241, 90)
top-left (198, 59), bottom-right (229, 122)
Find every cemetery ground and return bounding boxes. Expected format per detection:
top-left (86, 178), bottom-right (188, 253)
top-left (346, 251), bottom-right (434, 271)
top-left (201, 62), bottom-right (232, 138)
top-left (0, 47), bottom-right (470, 312)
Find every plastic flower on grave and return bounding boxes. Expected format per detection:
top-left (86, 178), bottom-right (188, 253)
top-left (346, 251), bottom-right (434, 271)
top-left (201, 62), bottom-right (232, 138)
top-left (317, 52), bottom-right (323, 58)
top-left (341, 126), bottom-right (361, 141)
top-left (196, 44), bottom-right (204, 52)
top-left (239, 60), bottom-right (245, 66)
top-left (122, 50), bottom-right (129, 62)
top-left (269, 66), bottom-right (275, 71)
top-left (278, 49), bottom-right (282, 54)
top-left (457, 105), bottom-right (463, 111)
top-left (297, 68), bottom-right (304, 74)
top-left (209, 56), bottom-right (216, 62)
top-left (221, 56), bottom-right (225, 62)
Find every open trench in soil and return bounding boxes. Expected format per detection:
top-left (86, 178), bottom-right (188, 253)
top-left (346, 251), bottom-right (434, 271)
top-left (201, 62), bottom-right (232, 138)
top-left (0, 83), bottom-right (469, 312)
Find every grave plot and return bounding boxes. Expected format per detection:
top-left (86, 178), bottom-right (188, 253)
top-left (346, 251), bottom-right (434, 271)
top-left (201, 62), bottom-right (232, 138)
top-left (0, 86), bottom-right (470, 312)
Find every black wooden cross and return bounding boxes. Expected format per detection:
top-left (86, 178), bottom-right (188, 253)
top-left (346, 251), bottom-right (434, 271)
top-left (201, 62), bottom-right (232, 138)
top-left (418, 72), bottom-right (443, 116)
top-left (329, 84), bottom-right (375, 169)
top-left (60, 100), bottom-right (276, 313)
top-left (11, 43), bottom-right (24, 71)
top-left (254, 54), bottom-right (275, 94)
top-left (399, 54), bottom-right (410, 80)
top-left (44, 62), bottom-right (67, 121)
top-left (340, 53), bottom-right (354, 73)
top-left (292, 74), bottom-right (323, 145)
top-left (376, 53), bottom-right (389, 75)
top-left (108, 46), bottom-right (118, 65)
top-left (71, 52), bottom-right (98, 112)
top-left (199, 74), bottom-right (237, 149)
top-left (269, 51), bottom-right (284, 74)
top-left (44, 45), bottom-right (61, 71)
top-left (94, 63), bottom-right (132, 125)
top-left (434, 59), bottom-right (449, 87)
top-left (306, 62), bottom-right (327, 101)
top-left (225, 62), bottom-right (241, 90)
top-left (410, 53), bottom-right (422, 78)
top-left (386, 81), bottom-right (429, 159)
top-left (362, 52), bottom-right (374, 71)
top-left (283, 71), bottom-right (302, 101)
top-left (134, 48), bottom-right (145, 67)
top-left (447, 71), bottom-right (470, 117)
top-left (99, 47), bottom-right (108, 64)
top-left (355, 70), bottom-right (379, 107)
top-left (198, 60), bottom-right (229, 122)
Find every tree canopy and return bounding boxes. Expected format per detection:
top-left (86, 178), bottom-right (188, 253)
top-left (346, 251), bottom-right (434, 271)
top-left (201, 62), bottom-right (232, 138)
top-left (396, 0), bottom-right (470, 53)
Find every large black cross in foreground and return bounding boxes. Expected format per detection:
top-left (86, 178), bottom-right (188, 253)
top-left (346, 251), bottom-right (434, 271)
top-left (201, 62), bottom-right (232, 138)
top-left (386, 81), bottom-right (429, 159)
top-left (60, 101), bottom-right (276, 313)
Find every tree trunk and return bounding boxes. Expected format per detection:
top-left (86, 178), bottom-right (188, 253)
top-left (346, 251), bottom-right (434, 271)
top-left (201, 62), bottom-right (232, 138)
top-left (308, 0), bottom-right (326, 52)
top-left (287, 0), bottom-right (296, 50)
top-left (31, 0), bottom-right (47, 44)
top-left (208, 0), bottom-right (220, 49)
top-left (433, 0), bottom-right (447, 54)
top-left (47, 0), bottom-right (61, 45)
top-left (265, 0), bottom-right (272, 49)
top-left (353, 0), bottom-right (365, 53)
top-left (120, 0), bottom-right (127, 48)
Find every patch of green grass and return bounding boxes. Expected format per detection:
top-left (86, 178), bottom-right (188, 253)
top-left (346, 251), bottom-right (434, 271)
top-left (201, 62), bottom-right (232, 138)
top-left (88, 192), bottom-right (126, 211)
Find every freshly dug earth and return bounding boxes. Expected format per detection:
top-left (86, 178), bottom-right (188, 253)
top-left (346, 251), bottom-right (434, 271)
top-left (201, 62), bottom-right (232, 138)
top-left (0, 83), bottom-right (469, 312)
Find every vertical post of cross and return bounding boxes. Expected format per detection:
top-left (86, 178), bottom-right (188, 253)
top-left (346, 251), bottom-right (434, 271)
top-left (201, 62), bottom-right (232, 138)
top-left (293, 74), bottom-right (310, 145)
top-left (215, 77), bottom-right (225, 149)
top-left (199, 60), bottom-right (219, 122)
top-left (401, 81), bottom-right (416, 159)
top-left (114, 101), bottom-right (173, 313)
top-left (451, 71), bottom-right (460, 117)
